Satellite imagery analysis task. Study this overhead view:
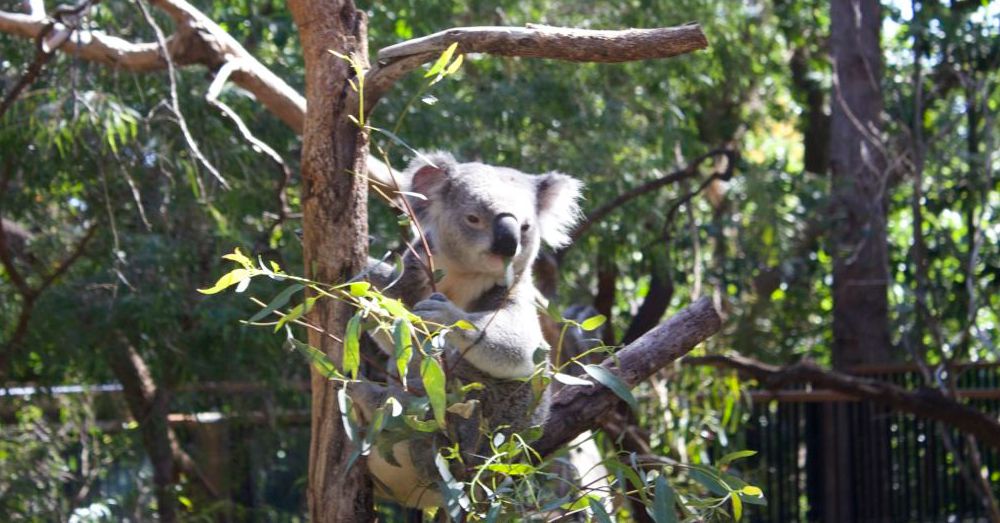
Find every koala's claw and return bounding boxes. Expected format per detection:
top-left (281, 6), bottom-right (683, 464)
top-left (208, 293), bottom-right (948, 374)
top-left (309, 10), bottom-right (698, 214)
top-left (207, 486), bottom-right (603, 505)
top-left (413, 296), bottom-right (465, 326)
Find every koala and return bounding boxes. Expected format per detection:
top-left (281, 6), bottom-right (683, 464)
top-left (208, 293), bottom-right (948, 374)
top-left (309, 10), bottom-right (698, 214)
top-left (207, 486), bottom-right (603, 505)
top-left (355, 152), bottom-right (583, 507)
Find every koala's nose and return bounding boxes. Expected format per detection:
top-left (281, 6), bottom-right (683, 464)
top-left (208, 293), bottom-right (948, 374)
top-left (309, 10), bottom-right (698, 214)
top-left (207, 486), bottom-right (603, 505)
top-left (491, 214), bottom-right (520, 258)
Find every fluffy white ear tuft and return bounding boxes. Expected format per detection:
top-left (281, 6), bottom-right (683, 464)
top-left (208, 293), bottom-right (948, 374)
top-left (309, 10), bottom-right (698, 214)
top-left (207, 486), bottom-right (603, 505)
top-left (402, 151), bottom-right (457, 208)
top-left (535, 172), bottom-right (583, 249)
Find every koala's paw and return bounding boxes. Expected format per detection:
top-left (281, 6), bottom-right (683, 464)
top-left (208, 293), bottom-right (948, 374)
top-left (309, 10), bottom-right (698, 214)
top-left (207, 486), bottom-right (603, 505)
top-left (413, 294), bottom-right (466, 327)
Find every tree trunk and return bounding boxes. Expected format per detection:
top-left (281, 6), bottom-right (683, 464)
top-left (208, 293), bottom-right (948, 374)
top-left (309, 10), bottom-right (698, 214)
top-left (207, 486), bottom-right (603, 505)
top-left (829, 0), bottom-right (891, 369)
top-left (287, 1), bottom-right (374, 520)
top-left (827, 3), bottom-right (891, 519)
top-left (107, 344), bottom-right (178, 523)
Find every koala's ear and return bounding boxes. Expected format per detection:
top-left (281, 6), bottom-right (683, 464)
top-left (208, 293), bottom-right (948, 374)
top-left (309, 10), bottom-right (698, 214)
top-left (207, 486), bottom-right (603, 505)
top-left (404, 152), bottom-right (457, 208)
top-left (535, 172), bottom-right (583, 249)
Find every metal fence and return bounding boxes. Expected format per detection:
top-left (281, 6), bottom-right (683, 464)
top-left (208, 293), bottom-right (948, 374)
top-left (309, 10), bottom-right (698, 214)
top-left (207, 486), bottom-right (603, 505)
top-left (5, 364), bottom-right (999, 521)
top-left (741, 363), bottom-right (1000, 522)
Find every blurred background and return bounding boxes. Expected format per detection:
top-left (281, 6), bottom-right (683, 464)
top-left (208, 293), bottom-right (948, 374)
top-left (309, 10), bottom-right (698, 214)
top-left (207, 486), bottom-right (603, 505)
top-left (1, 0), bottom-right (998, 521)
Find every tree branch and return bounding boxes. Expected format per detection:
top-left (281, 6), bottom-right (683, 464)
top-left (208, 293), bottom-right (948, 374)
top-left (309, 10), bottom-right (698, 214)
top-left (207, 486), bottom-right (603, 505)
top-left (564, 148), bottom-right (736, 248)
top-left (363, 22), bottom-right (708, 112)
top-left (381, 23), bottom-right (707, 62)
top-left (688, 353), bottom-right (1000, 451)
top-left (535, 296), bottom-right (721, 456)
top-left (0, 0), bottom-right (306, 133)
top-left (107, 341), bottom-right (221, 508)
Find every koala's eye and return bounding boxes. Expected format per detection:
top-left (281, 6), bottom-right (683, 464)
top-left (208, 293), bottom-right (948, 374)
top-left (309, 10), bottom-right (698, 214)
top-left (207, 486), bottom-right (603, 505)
top-left (521, 223), bottom-right (530, 232)
top-left (465, 214), bottom-right (481, 225)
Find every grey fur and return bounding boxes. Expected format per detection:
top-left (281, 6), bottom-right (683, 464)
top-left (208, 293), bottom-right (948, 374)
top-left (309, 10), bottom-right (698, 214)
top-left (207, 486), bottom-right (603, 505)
top-left (357, 153), bottom-right (583, 507)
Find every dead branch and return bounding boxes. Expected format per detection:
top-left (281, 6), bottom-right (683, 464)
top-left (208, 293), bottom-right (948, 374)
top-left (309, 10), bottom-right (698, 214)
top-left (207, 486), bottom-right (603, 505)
top-left (0, 0), bottom-right (306, 133)
top-left (535, 296), bottom-right (722, 456)
top-left (688, 353), bottom-right (1000, 452)
top-left (380, 23), bottom-right (707, 62)
top-left (362, 23), bottom-right (708, 112)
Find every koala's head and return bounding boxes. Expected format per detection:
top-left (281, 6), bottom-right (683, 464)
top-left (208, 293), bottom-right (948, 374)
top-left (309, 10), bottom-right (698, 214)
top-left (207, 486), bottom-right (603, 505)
top-left (402, 152), bottom-right (582, 283)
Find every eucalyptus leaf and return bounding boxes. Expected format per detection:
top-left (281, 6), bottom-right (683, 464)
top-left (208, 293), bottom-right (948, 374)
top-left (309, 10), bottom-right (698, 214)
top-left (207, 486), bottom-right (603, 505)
top-left (583, 364), bottom-right (637, 412)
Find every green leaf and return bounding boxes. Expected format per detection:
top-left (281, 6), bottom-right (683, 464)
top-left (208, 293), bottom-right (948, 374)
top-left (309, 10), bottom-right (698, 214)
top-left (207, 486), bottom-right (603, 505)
top-left (553, 372), bottom-right (594, 387)
top-left (421, 356), bottom-right (447, 429)
top-left (453, 319), bottom-right (476, 331)
top-left (222, 247), bottom-right (253, 269)
top-left (425, 42), bottom-right (458, 78)
top-left (689, 466), bottom-right (729, 496)
top-left (583, 365), bottom-right (637, 412)
top-left (378, 295), bottom-right (416, 321)
top-left (588, 498), bottom-right (613, 523)
top-left (403, 415), bottom-right (439, 432)
top-left (562, 494), bottom-right (601, 512)
top-left (393, 319), bottom-right (413, 387)
top-left (616, 461), bottom-right (650, 504)
top-left (739, 485), bottom-right (767, 506)
top-left (249, 284), bottom-right (304, 323)
top-left (348, 281), bottom-right (370, 297)
top-left (444, 53), bottom-right (464, 75)
top-left (718, 450), bottom-right (757, 466)
top-left (337, 387), bottom-right (358, 442)
top-left (274, 296), bottom-right (318, 332)
top-left (343, 314), bottom-right (362, 379)
top-left (731, 491), bottom-right (743, 521)
top-left (580, 314), bottom-right (607, 331)
top-left (652, 475), bottom-right (677, 523)
top-left (484, 463), bottom-right (535, 476)
top-left (286, 337), bottom-right (344, 380)
top-left (198, 268), bottom-right (250, 295)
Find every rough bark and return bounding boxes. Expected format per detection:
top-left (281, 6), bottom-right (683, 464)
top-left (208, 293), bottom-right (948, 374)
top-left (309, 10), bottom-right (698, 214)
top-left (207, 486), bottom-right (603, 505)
top-left (362, 23), bottom-right (708, 112)
top-left (286, 1), bottom-right (374, 521)
top-left (829, 0), bottom-right (891, 368)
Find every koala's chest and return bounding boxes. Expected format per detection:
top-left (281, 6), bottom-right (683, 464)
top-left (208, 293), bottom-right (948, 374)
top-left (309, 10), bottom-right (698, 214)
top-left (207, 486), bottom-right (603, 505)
top-left (436, 273), bottom-right (505, 310)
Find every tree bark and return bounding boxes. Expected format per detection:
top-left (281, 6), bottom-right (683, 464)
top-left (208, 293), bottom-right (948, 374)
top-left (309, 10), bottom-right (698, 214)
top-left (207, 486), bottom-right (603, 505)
top-left (829, 0), bottom-right (891, 368)
top-left (287, 1), bottom-right (374, 520)
top-left (536, 297), bottom-right (721, 455)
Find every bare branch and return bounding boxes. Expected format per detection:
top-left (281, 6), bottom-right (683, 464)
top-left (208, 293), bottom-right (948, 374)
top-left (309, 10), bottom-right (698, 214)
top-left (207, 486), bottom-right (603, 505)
top-left (0, 0), bottom-right (306, 133)
top-left (689, 353), bottom-right (1000, 452)
top-left (0, 11), bottom-right (164, 70)
top-left (379, 23), bottom-right (707, 62)
top-left (136, 0), bottom-right (228, 190)
top-left (535, 296), bottom-right (722, 456)
top-left (363, 22), bottom-right (708, 111)
top-left (206, 60), bottom-right (290, 169)
top-left (565, 148), bottom-right (736, 248)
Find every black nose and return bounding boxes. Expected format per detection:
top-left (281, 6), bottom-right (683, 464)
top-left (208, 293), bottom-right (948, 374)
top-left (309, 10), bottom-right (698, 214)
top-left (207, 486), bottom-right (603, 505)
top-left (491, 214), bottom-right (520, 257)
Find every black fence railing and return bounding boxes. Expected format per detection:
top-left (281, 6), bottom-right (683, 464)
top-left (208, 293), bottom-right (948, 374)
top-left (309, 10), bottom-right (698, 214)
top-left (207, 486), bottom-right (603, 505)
top-left (740, 363), bottom-right (1000, 523)
top-left (5, 364), bottom-right (999, 521)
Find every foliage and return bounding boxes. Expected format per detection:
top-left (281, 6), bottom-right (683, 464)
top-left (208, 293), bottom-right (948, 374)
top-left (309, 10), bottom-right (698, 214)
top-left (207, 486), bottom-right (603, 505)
top-left (201, 246), bottom-right (764, 521)
top-left (1, 0), bottom-right (997, 519)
